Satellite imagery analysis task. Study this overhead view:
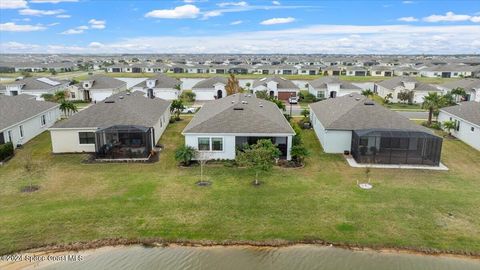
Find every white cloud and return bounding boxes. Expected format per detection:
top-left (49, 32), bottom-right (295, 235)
top-left (217, 1), bottom-right (248, 7)
top-left (88, 42), bottom-right (104, 48)
top-left (4, 24), bottom-right (480, 54)
top-left (19, 8), bottom-right (64, 16)
top-left (0, 22), bottom-right (46, 32)
top-left (30, 0), bottom-right (78, 3)
top-left (203, 11), bottom-right (222, 18)
top-left (145, 4), bottom-right (200, 19)
top-left (56, 14), bottom-right (71, 18)
top-left (398, 16), bottom-right (418, 22)
top-left (272, 1), bottom-right (280, 5)
top-left (61, 28), bottom-right (84, 35)
top-left (48, 22), bottom-right (60, 26)
top-left (423, 12), bottom-right (474, 22)
top-left (0, 0), bottom-right (28, 9)
top-left (89, 19), bottom-right (106, 29)
top-left (230, 20), bottom-right (243, 25)
top-left (260, 17), bottom-right (295, 25)
top-left (402, 1), bottom-right (414, 4)
top-left (471, 16), bottom-right (480, 23)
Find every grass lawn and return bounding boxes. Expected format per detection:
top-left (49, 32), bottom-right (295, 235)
top-left (0, 119), bottom-right (479, 255)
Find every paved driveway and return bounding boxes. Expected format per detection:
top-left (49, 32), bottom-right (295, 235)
top-left (397, 111), bottom-right (429, 120)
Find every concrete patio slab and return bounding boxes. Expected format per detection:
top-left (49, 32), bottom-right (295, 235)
top-left (345, 156), bottom-right (449, 171)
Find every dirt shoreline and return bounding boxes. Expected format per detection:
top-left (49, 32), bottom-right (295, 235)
top-left (4, 238), bottom-right (480, 260)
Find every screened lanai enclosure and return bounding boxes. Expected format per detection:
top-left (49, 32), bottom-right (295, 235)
top-left (95, 125), bottom-right (154, 160)
top-left (351, 129), bottom-right (443, 166)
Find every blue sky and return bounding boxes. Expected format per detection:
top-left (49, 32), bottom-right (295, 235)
top-left (1, 0), bottom-right (479, 54)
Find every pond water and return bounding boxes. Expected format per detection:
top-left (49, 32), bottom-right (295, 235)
top-left (37, 245), bottom-right (480, 270)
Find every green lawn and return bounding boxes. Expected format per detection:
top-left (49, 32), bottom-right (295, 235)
top-left (0, 119), bottom-right (479, 255)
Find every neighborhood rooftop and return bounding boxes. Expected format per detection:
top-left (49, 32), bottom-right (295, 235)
top-left (441, 101), bottom-right (480, 126)
top-left (375, 76), bottom-right (438, 91)
top-left (309, 93), bottom-right (433, 132)
top-left (308, 76), bottom-right (361, 89)
top-left (182, 93), bottom-right (295, 134)
top-left (52, 91), bottom-right (171, 129)
top-left (132, 74), bottom-right (181, 89)
top-left (192, 76), bottom-right (228, 89)
top-left (0, 95), bottom-right (59, 130)
top-left (252, 76), bottom-right (299, 89)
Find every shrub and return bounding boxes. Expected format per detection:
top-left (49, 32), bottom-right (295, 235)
top-left (175, 145), bottom-right (197, 166)
top-left (291, 144), bottom-right (309, 163)
top-left (299, 90), bottom-right (317, 103)
top-left (0, 142), bottom-right (14, 161)
top-left (180, 91), bottom-right (196, 102)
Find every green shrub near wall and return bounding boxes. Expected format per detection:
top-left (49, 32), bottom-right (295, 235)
top-left (0, 142), bottom-right (14, 161)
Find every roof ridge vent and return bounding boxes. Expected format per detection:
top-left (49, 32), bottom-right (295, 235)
top-left (355, 97), bottom-right (361, 101)
top-left (364, 100), bottom-right (375, 105)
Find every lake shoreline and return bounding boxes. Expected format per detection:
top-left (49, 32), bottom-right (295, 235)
top-left (7, 238), bottom-right (480, 260)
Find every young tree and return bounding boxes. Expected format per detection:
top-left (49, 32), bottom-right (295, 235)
top-left (170, 99), bottom-right (185, 120)
top-left (225, 73), bottom-right (240, 96)
top-left (175, 145), bottom-right (197, 166)
top-left (383, 93), bottom-right (393, 104)
top-left (422, 92), bottom-right (443, 126)
top-left (451, 87), bottom-right (466, 102)
top-left (442, 121), bottom-right (455, 136)
top-left (301, 108), bottom-right (310, 119)
top-left (361, 89), bottom-right (374, 98)
top-left (197, 151), bottom-right (211, 185)
top-left (59, 101), bottom-right (78, 117)
top-left (236, 139), bottom-right (281, 185)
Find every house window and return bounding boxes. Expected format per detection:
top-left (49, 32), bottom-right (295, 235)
top-left (198, 137), bottom-right (210, 151)
top-left (71, 92), bottom-right (76, 99)
top-left (19, 125), bottom-right (24, 138)
top-left (375, 71), bottom-right (381, 75)
top-left (317, 91), bottom-right (325, 99)
top-left (79, 132), bottom-right (95, 144)
top-left (41, 115), bottom-right (46, 126)
top-left (211, 138), bottom-right (223, 151)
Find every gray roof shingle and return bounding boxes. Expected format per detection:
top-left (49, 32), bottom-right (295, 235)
top-left (52, 91), bottom-right (171, 129)
top-left (309, 76), bottom-right (361, 90)
top-left (192, 76), bottom-right (228, 89)
top-left (376, 77), bottom-right (438, 91)
top-left (439, 78), bottom-right (480, 91)
top-left (1, 77), bottom-right (69, 91)
top-left (252, 76), bottom-right (299, 90)
top-left (0, 95), bottom-right (59, 130)
top-left (132, 74), bottom-right (181, 89)
top-left (81, 75), bottom-right (126, 90)
top-left (309, 93), bottom-right (433, 133)
top-left (183, 93), bottom-right (295, 134)
top-left (440, 101), bottom-right (480, 126)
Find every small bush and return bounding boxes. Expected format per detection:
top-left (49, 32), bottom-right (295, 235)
top-left (0, 142), bottom-right (14, 161)
top-left (180, 91), bottom-right (196, 102)
top-left (299, 90), bottom-right (317, 103)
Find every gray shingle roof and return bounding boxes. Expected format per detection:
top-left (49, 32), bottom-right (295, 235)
top-left (309, 76), bottom-right (361, 90)
top-left (0, 95), bottom-right (59, 130)
top-left (183, 93), bottom-right (295, 134)
top-left (192, 76), bottom-right (228, 89)
top-left (309, 93), bottom-right (433, 133)
top-left (52, 91), bottom-right (171, 129)
top-left (376, 77), bottom-right (438, 91)
top-left (132, 74), bottom-right (181, 89)
top-left (2, 77), bottom-right (69, 91)
top-left (439, 78), bottom-right (480, 91)
top-left (252, 76), bottom-right (299, 90)
top-left (81, 75), bottom-right (126, 90)
top-left (440, 101), bottom-right (480, 126)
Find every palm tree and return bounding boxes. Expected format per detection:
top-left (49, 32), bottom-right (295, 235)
top-left (361, 89), bottom-right (374, 98)
top-left (442, 121), bottom-right (455, 136)
top-left (60, 101), bottom-right (78, 117)
top-left (451, 87), bottom-right (466, 102)
top-left (175, 145), bottom-right (197, 166)
top-left (422, 92), bottom-right (443, 126)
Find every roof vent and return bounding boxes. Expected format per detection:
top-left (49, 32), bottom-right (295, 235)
top-left (231, 100), bottom-right (235, 104)
top-left (364, 101), bottom-right (375, 106)
top-left (119, 96), bottom-right (124, 99)
top-left (233, 107), bottom-right (244, 111)
top-left (349, 94), bottom-right (353, 97)
top-left (355, 98), bottom-right (360, 101)
top-left (104, 100), bottom-right (115, 103)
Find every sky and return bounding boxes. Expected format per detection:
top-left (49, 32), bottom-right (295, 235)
top-left (0, 0), bottom-right (479, 54)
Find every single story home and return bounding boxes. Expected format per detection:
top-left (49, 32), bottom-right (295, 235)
top-left (78, 75), bottom-right (127, 102)
top-left (308, 76), bottom-right (362, 99)
top-left (191, 76), bottom-right (228, 100)
top-left (50, 92), bottom-right (171, 160)
top-left (419, 64), bottom-right (477, 78)
top-left (309, 94), bottom-right (443, 166)
top-left (252, 76), bottom-right (300, 100)
top-left (345, 66), bottom-right (368, 76)
top-left (369, 66), bottom-right (394, 77)
top-left (437, 78), bottom-right (480, 102)
top-left (182, 93), bottom-right (295, 160)
top-left (0, 77), bottom-right (69, 100)
top-left (374, 77), bottom-right (441, 103)
top-left (438, 102), bottom-right (480, 151)
top-left (131, 74), bottom-right (181, 100)
top-left (0, 94), bottom-right (60, 149)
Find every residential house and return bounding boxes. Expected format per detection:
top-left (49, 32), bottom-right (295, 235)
top-left (78, 75), bottom-right (127, 102)
top-left (308, 76), bottom-right (362, 99)
top-left (0, 77), bottom-right (69, 100)
top-left (0, 95), bottom-right (60, 149)
top-left (182, 93), bottom-right (295, 160)
top-left (322, 66), bottom-right (343, 76)
top-left (438, 102), bottom-right (480, 151)
top-left (369, 66), bottom-right (394, 77)
top-left (345, 66), bottom-right (368, 76)
top-left (437, 78), bottom-right (480, 102)
top-left (309, 94), bottom-right (443, 165)
top-left (393, 66), bottom-right (419, 77)
top-left (191, 76), bottom-right (228, 100)
top-left (252, 76), bottom-right (300, 100)
top-left (374, 77), bottom-right (441, 103)
top-left (50, 92), bottom-right (171, 159)
top-left (131, 74), bottom-right (182, 100)
top-left (419, 64), bottom-right (477, 78)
